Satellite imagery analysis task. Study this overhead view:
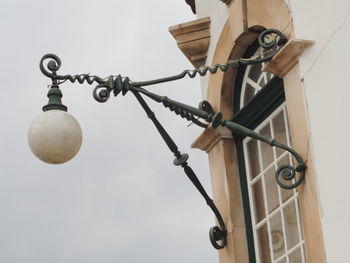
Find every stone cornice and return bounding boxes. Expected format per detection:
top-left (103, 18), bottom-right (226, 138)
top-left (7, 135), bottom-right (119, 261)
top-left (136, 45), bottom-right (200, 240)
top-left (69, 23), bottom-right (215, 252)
top-left (191, 125), bottom-right (233, 152)
top-left (263, 39), bottom-right (314, 77)
top-left (169, 17), bottom-right (211, 68)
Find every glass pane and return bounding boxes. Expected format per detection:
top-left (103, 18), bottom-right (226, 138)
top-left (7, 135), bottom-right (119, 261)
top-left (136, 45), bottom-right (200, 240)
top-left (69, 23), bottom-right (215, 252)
top-left (266, 72), bottom-right (273, 82)
top-left (270, 212), bottom-right (285, 260)
top-left (277, 155), bottom-right (294, 202)
top-left (265, 167), bottom-right (279, 213)
top-left (248, 63), bottom-right (262, 82)
top-left (247, 139), bottom-right (260, 179)
top-left (283, 201), bottom-right (300, 249)
top-left (289, 247), bottom-right (302, 263)
top-left (252, 179), bottom-right (265, 222)
top-left (276, 257), bottom-right (287, 263)
top-left (272, 111), bottom-right (288, 157)
top-left (257, 223), bottom-right (271, 263)
top-left (259, 77), bottom-right (266, 88)
top-left (260, 124), bottom-right (274, 169)
top-left (243, 83), bottom-right (256, 106)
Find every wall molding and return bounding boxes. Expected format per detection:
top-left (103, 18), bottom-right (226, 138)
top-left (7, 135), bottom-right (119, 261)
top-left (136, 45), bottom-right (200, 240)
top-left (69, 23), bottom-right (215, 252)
top-left (188, 0), bottom-right (326, 262)
top-left (263, 39), bottom-right (314, 77)
top-left (191, 125), bottom-right (233, 152)
top-left (169, 17), bottom-right (211, 68)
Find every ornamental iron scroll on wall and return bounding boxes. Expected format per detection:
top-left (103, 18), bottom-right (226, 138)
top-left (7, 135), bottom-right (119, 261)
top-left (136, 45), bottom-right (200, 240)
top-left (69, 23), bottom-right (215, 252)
top-left (37, 29), bottom-right (306, 250)
top-left (220, 0), bottom-right (232, 5)
top-left (185, 0), bottom-right (196, 14)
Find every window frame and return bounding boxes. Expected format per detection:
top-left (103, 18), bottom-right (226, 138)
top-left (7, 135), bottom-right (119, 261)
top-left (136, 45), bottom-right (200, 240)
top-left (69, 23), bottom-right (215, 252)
top-left (242, 104), bottom-right (306, 263)
top-left (232, 41), bottom-right (287, 263)
top-left (233, 81), bottom-right (285, 262)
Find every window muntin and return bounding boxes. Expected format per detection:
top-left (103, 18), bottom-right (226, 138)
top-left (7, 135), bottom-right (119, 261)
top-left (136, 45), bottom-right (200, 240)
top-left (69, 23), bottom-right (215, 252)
top-left (240, 47), bottom-right (274, 109)
top-left (243, 104), bottom-right (305, 263)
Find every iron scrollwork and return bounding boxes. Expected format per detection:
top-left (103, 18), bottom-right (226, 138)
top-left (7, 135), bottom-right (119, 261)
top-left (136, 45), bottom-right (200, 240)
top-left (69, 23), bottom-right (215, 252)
top-left (39, 29), bottom-right (306, 249)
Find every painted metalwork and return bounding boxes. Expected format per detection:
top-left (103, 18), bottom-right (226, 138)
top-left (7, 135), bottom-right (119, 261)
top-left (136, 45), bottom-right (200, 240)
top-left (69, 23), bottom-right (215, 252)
top-left (39, 29), bottom-right (305, 249)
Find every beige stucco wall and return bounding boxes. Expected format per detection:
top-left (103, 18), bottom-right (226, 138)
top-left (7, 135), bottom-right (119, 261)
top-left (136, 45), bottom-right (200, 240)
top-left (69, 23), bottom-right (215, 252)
top-left (195, 0), bottom-right (229, 99)
top-left (192, 0), bottom-right (330, 262)
top-left (288, 0), bottom-right (350, 261)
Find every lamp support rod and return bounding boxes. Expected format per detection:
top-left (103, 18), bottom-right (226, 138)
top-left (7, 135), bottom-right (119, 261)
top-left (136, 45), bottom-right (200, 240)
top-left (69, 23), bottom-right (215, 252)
top-left (39, 29), bottom-right (306, 250)
top-left (132, 90), bottom-right (227, 249)
top-left (130, 85), bottom-right (306, 190)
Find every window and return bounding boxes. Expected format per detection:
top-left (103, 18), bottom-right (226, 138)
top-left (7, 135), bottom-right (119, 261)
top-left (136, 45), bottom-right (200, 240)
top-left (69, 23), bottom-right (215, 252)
top-left (232, 42), bottom-right (306, 263)
top-left (239, 47), bottom-right (274, 109)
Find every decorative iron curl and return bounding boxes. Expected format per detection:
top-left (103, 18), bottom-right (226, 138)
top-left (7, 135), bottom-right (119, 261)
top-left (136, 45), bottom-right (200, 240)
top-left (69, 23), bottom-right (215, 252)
top-left (276, 164), bottom-right (306, 190)
top-left (92, 76), bottom-right (125, 103)
top-left (239, 28), bottom-right (288, 64)
top-left (209, 225), bottom-right (227, 250)
top-left (273, 141), bottom-right (306, 189)
top-left (93, 84), bottom-right (111, 103)
top-left (40, 53), bottom-right (105, 85)
top-left (258, 29), bottom-right (287, 50)
top-left (40, 54), bottom-right (62, 79)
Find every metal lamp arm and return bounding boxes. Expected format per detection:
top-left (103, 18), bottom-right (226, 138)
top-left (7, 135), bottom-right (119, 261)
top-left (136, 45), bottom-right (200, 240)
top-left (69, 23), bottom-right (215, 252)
top-left (220, 120), bottom-right (306, 189)
top-left (131, 90), bottom-right (227, 250)
top-left (39, 54), bottom-right (106, 85)
top-left (128, 88), bottom-right (306, 190)
top-left (39, 29), bottom-right (287, 103)
top-left (38, 28), bottom-right (303, 251)
top-left (131, 29), bottom-right (287, 87)
top-left (132, 86), bottom-right (211, 121)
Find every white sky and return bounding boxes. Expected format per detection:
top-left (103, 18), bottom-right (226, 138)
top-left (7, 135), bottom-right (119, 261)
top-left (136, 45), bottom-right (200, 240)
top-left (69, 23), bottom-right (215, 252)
top-left (0, 1), bottom-right (218, 262)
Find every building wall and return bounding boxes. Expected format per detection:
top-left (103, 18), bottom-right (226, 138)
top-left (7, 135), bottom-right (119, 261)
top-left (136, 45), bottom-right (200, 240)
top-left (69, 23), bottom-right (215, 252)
top-left (195, 0), bottom-right (229, 99)
top-left (192, 0), bottom-right (350, 261)
top-left (289, 0), bottom-right (350, 261)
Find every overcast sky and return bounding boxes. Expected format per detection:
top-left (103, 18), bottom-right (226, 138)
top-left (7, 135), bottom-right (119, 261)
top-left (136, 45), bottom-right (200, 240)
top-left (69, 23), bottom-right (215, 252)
top-left (0, 1), bottom-right (218, 262)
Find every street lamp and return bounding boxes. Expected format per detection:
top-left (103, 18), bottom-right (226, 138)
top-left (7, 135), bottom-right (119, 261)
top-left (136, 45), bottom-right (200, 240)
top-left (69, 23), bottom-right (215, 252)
top-left (28, 29), bottom-right (306, 250)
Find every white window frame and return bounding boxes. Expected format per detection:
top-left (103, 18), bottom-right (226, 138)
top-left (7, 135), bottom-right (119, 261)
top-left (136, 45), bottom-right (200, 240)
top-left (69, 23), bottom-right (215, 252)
top-left (243, 104), bottom-right (306, 263)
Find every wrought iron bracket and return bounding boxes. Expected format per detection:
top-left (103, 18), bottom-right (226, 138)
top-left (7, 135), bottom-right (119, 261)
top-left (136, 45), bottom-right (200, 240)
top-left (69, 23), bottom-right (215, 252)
top-left (39, 29), bottom-right (306, 250)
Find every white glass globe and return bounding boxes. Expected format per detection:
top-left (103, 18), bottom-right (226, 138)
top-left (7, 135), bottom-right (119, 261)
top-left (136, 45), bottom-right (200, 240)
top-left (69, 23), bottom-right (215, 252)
top-left (28, 109), bottom-right (82, 164)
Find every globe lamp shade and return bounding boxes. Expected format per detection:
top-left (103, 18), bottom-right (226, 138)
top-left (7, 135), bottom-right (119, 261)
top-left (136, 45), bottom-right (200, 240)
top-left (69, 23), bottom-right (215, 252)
top-left (28, 109), bottom-right (82, 164)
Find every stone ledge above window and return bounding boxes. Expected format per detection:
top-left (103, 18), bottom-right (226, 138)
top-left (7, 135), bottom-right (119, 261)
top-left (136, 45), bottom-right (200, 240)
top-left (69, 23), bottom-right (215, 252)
top-left (263, 39), bottom-right (314, 77)
top-left (191, 125), bottom-right (233, 152)
top-left (169, 17), bottom-right (210, 68)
